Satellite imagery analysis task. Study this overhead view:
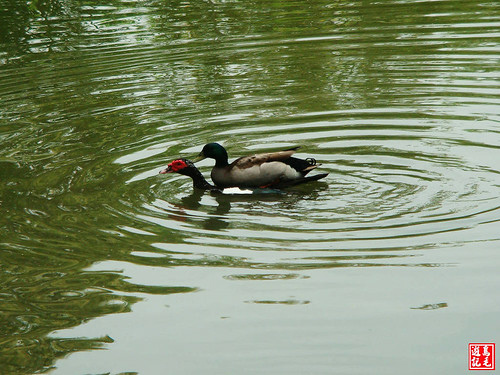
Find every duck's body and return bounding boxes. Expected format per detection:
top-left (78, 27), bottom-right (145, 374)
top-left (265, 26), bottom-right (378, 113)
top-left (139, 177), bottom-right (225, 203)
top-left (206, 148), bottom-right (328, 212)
top-left (159, 158), bottom-right (283, 194)
top-left (196, 143), bottom-right (328, 189)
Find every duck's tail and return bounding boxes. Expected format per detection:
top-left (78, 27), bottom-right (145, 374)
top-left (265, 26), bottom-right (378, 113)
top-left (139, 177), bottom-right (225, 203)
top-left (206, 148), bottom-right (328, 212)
top-left (285, 156), bottom-right (321, 175)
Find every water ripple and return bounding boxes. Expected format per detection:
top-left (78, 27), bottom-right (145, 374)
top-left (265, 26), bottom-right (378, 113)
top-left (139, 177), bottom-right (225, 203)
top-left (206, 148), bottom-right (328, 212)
top-left (2, 0), bottom-right (499, 283)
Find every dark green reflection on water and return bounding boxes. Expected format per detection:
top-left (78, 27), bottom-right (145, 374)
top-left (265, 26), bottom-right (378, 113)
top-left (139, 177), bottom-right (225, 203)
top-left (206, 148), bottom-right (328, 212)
top-left (0, 0), bottom-right (85, 61)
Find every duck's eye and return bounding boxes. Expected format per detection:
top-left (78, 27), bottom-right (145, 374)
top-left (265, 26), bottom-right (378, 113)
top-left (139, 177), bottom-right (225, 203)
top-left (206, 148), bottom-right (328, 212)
top-left (169, 159), bottom-right (188, 172)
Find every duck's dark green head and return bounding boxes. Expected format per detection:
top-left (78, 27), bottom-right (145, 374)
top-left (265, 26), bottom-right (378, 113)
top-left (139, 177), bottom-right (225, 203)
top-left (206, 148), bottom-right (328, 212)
top-left (195, 143), bottom-right (229, 166)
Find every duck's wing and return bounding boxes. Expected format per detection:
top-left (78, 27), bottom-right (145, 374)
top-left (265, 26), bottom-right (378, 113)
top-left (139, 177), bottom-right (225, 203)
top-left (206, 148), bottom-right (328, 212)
top-left (229, 147), bottom-right (300, 170)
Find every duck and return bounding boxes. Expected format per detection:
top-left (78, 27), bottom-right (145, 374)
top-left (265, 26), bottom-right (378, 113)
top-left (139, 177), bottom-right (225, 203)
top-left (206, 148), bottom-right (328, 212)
top-left (194, 143), bottom-right (328, 188)
top-left (159, 158), bottom-right (283, 194)
top-left (160, 158), bottom-right (221, 192)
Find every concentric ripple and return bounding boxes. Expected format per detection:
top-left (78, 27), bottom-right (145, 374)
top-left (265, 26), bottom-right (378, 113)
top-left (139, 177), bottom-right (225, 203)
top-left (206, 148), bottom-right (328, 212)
top-left (116, 105), bottom-right (500, 270)
top-left (101, 0), bottom-right (500, 266)
top-left (2, 0), bottom-right (498, 271)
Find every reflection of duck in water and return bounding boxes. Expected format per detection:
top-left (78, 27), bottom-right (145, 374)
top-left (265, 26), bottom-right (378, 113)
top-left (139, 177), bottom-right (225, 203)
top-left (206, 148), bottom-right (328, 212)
top-left (193, 143), bottom-right (329, 189)
top-left (159, 159), bottom-right (231, 230)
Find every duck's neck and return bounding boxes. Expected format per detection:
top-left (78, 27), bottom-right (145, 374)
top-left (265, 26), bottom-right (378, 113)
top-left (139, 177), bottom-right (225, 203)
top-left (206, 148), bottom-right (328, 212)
top-left (215, 158), bottom-right (229, 168)
top-left (213, 147), bottom-right (229, 168)
top-left (188, 169), bottom-right (218, 191)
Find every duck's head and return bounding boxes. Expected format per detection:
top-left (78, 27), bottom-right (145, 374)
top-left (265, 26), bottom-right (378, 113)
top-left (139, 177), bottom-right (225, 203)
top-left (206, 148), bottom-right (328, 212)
top-left (159, 158), bottom-right (196, 176)
top-left (194, 143), bottom-right (228, 165)
top-left (159, 158), bottom-right (218, 191)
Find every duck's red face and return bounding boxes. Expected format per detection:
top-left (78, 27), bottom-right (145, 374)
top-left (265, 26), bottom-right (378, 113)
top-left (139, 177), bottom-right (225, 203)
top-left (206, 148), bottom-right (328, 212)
top-left (159, 159), bottom-right (189, 174)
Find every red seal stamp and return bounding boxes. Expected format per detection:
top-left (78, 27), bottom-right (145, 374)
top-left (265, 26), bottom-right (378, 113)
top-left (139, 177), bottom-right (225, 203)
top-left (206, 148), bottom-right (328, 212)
top-left (469, 343), bottom-right (495, 370)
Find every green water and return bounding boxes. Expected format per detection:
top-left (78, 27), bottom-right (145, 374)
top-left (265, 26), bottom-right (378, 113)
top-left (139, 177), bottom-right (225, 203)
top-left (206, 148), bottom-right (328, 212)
top-left (1, 0), bottom-right (500, 374)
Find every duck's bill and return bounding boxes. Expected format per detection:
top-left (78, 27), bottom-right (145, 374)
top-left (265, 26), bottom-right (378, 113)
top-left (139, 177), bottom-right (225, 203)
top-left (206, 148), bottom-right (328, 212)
top-left (193, 154), bottom-right (206, 163)
top-left (159, 167), bottom-right (173, 174)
